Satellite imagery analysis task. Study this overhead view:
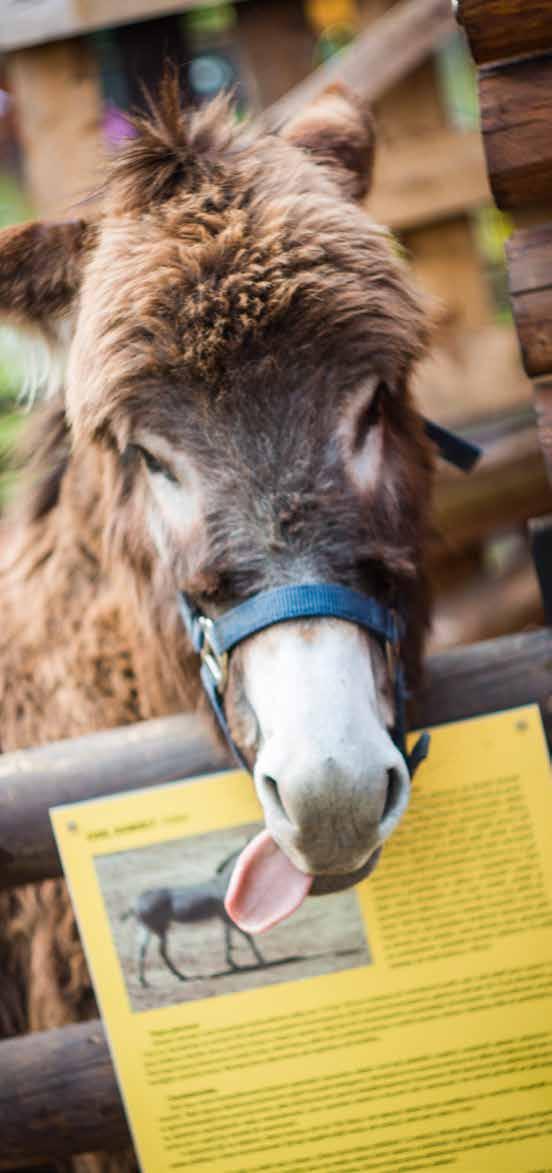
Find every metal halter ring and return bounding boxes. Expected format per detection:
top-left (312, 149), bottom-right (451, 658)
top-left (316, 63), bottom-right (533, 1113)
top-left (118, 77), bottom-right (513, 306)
top-left (198, 616), bottom-right (229, 691)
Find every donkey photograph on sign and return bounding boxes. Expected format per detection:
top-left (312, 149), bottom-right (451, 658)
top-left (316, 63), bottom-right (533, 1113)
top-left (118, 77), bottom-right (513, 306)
top-left (98, 822), bottom-right (372, 1012)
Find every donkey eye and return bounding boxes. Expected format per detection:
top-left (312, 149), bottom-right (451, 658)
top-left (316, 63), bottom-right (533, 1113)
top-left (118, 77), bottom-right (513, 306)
top-left (352, 381), bottom-right (384, 453)
top-left (134, 444), bottom-right (179, 484)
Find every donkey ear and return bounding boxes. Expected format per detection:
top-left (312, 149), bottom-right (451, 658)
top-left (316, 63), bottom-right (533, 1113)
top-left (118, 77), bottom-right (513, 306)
top-left (0, 219), bottom-right (94, 332)
top-left (281, 83), bottom-right (375, 201)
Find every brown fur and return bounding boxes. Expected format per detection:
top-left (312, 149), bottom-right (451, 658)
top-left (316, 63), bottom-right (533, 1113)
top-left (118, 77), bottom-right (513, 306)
top-left (0, 79), bottom-right (433, 1170)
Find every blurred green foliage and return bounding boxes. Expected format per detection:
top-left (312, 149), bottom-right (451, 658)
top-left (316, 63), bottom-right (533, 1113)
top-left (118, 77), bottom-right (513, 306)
top-left (0, 171), bottom-right (32, 508)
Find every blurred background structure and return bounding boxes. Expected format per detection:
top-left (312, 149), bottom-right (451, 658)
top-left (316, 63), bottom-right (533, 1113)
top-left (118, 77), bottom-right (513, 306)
top-left (0, 0), bottom-right (549, 651)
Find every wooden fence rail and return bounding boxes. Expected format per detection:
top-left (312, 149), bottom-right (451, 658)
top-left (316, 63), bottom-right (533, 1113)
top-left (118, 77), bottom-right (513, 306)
top-left (0, 712), bottom-right (229, 891)
top-left (0, 628), bottom-right (550, 894)
top-left (0, 1020), bottom-right (130, 1168)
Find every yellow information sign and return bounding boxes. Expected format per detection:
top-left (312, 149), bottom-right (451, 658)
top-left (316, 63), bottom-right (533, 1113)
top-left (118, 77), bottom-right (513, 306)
top-left (51, 705), bottom-right (552, 1172)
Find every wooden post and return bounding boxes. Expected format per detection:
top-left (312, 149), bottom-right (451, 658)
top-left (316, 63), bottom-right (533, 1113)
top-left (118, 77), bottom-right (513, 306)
top-left (6, 37), bottom-right (104, 217)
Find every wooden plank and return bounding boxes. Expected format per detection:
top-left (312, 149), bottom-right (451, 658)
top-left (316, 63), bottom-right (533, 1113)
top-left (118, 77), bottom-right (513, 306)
top-left (506, 226), bottom-right (552, 381)
top-left (404, 217), bottom-right (494, 330)
top-left (414, 325), bottom-right (533, 426)
top-left (6, 38), bottom-right (104, 217)
top-left (479, 52), bottom-right (552, 211)
top-left (0, 629), bottom-right (551, 893)
top-left (236, 0), bottom-right (316, 110)
top-left (457, 0), bottom-right (552, 65)
top-left (533, 376), bottom-right (552, 480)
top-left (507, 288), bottom-right (552, 379)
top-left (356, 3), bottom-right (493, 337)
top-left (429, 554), bottom-right (543, 652)
top-left (368, 127), bottom-right (490, 230)
top-left (264, 0), bottom-right (455, 129)
top-left (0, 1021), bottom-right (130, 1168)
top-left (411, 627), bottom-right (552, 735)
top-left (0, 0), bottom-right (224, 51)
top-left (0, 712), bottom-right (229, 892)
top-left (507, 223), bottom-right (552, 295)
top-left (432, 418), bottom-right (551, 546)
top-left (2, 0), bottom-right (454, 79)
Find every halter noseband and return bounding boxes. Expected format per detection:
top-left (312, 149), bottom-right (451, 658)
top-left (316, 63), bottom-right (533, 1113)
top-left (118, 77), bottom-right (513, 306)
top-left (178, 422), bottom-right (480, 780)
top-left (179, 582), bottom-right (430, 777)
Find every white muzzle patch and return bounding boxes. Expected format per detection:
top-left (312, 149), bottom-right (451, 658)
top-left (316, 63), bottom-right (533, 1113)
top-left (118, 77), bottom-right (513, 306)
top-left (241, 618), bottom-right (410, 877)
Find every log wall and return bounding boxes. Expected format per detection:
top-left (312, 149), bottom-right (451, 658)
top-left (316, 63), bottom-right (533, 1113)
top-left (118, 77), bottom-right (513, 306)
top-left (458, 0), bottom-right (552, 65)
top-left (458, 0), bottom-right (552, 482)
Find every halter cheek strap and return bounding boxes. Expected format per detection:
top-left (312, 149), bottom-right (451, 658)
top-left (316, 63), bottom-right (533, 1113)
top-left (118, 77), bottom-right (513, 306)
top-left (422, 419), bottom-right (481, 472)
top-left (179, 583), bottom-right (430, 778)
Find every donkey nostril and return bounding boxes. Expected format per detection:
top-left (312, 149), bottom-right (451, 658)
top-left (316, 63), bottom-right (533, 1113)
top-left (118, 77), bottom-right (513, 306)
top-left (260, 774), bottom-right (292, 825)
top-left (381, 767), bottom-right (401, 824)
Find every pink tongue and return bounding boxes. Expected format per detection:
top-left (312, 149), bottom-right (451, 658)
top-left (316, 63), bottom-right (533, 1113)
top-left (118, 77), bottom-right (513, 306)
top-left (225, 830), bottom-right (313, 934)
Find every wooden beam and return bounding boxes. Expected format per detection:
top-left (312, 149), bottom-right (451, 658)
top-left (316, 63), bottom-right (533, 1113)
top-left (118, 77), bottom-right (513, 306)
top-left (6, 38), bottom-right (104, 217)
top-left (479, 52), bottom-right (552, 211)
top-left (429, 555), bottom-right (543, 652)
top-left (507, 223), bottom-right (552, 298)
top-left (505, 227), bottom-right (552, 479)
top-left (0, 0), bottom-right (228, 52)
top-left (533, 376), bottom-right (552, 479)
top-left (457, 0), bottom-right (552, 65)
top-left (0, 1021), bottom-right (130, 1168)
top-left (264, 0), bottom-right (455, 129)
top-left (411, 628), bottom-right (552, 734)
top-left (414, 325), bottom-right (533, 424)
top-left (236, 0), bottom-right (316, 110)
top-left (433, 418), bottom-right (551, 546)
top-left (506, 224), bottom-right (552, 377)
top-left (0, 712), bottom-right (229, 892)
top-left (0, 629), bottom-right (550, 894)
top-left (368, 127), bottom-right (490, 230)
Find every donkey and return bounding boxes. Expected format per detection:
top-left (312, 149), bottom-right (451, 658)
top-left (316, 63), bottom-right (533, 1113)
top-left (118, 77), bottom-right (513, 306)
top-left (0, 79), bottom-right (433, 1169)
top-left (123, 849), bottom-right (267, 987)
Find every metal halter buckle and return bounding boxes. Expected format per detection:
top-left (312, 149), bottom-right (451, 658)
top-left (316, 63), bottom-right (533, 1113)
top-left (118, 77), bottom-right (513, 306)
top-left (198, 616), bottom-right (229, 692)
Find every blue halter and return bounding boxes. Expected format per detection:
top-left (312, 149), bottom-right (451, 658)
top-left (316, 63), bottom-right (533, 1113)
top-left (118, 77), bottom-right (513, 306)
top-left (178, 421), bottom-right (480, 780)
top-left (179, 582), bottom-right (430, 776)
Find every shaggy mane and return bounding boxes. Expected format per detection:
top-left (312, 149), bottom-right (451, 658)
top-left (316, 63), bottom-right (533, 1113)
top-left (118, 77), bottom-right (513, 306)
top-left (107, 73), bottom-right (238, 210)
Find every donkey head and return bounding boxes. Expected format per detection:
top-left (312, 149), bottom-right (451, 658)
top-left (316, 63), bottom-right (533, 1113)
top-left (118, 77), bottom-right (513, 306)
top-left (0, 81), bottom-right (432, 929)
